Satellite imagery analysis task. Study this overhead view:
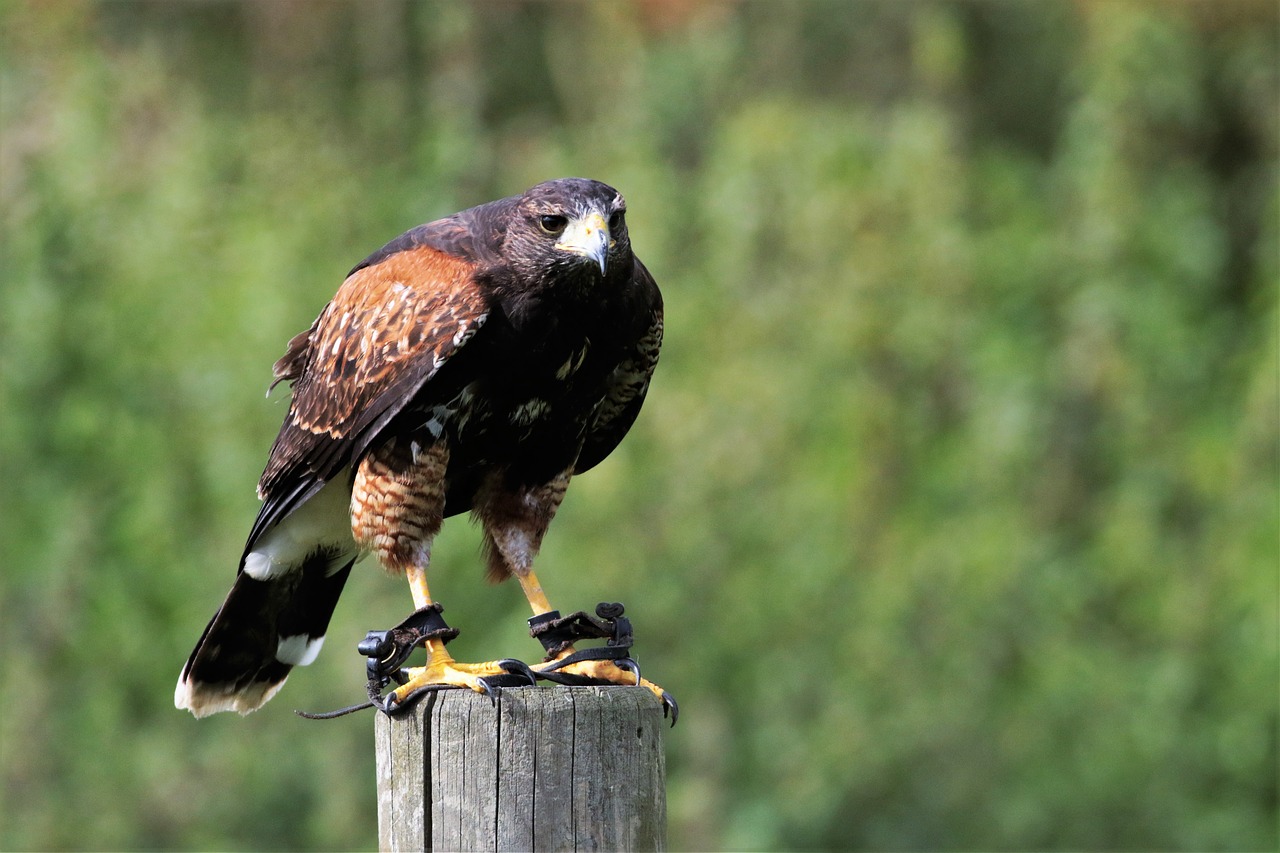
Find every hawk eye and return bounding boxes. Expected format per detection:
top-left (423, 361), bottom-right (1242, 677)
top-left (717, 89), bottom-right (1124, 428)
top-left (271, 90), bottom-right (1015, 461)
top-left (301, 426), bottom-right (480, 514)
top-left (539, 214), bottom-right (568, 235)
top-left (608, 210), bottom-right (625, 230)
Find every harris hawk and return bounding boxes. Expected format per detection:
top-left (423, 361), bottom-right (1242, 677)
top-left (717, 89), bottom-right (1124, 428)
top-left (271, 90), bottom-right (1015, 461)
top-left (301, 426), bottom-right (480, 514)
top-left (175, 178), bottom-right (672, 720)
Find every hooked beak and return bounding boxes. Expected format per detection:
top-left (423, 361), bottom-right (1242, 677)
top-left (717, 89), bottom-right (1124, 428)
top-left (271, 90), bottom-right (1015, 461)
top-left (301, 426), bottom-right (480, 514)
top-left (555, 211), bottom-right (611, 275)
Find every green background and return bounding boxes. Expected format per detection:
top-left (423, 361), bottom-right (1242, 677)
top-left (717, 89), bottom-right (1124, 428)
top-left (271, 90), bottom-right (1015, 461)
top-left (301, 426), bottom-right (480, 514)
top-left (2, 1), bottom-right (1276, 849)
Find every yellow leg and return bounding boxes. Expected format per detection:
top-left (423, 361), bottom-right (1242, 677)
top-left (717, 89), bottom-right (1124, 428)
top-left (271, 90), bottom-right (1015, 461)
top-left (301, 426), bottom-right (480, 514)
top-left (518, 570), bottom-right (554, 616)
top-left (407, 564), bottom-right (433, 609)
top-left (404, 564), bottom-right (454, 665)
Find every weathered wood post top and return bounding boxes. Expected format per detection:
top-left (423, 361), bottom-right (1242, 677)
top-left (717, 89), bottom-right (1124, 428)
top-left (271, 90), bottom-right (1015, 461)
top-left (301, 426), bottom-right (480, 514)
top-left (375, 685), bottom-right (668, 851)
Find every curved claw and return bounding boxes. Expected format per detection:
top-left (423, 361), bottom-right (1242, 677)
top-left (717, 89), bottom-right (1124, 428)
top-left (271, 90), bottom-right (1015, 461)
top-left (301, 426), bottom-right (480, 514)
top-left (614, 657), bottom-right (642, 686)
top-left (661, 690), bottom-right (679, 727)
top-left (374, 693), bottom-right (404, 715)
top-left (476, 658), bottom-right (538, 702)
top-left (498, 658), bottom-right (538, 687)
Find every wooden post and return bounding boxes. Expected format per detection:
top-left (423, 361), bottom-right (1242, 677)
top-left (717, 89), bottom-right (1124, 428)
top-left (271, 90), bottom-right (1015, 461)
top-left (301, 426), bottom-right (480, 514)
top-left (375, 686), bottom-right (667, 852)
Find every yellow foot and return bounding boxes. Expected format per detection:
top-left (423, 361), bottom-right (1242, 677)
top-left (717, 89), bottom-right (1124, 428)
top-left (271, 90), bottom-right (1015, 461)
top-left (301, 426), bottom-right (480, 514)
top-left (384, 652), bottom-right (534, 712)
top-left (532, 651), bottom-right (678, 724)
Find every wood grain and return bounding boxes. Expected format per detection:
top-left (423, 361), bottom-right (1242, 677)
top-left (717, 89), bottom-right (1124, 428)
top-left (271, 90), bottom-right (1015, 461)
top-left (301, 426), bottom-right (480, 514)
top-left (376, 686), bottom-right (666, 851)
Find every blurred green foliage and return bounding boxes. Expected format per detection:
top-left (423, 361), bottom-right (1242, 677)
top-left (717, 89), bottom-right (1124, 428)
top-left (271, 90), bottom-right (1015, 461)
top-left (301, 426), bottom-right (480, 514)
top-left (1, 1), bottom-right (1276, 850)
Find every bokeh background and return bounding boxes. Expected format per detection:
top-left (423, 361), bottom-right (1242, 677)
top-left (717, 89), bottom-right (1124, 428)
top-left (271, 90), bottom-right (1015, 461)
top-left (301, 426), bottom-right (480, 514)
top-left (2, 1), bottom-right (1276, 850)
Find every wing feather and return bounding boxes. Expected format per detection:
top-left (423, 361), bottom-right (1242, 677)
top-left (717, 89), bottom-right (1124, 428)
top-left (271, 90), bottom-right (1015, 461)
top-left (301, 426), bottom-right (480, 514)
top-left (249, 244), bottom-right (489, 548)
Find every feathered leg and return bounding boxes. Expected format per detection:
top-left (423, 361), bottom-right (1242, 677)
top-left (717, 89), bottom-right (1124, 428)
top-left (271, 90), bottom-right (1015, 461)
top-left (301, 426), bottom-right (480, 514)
top-left (352, 436), bottom-right (530, 709)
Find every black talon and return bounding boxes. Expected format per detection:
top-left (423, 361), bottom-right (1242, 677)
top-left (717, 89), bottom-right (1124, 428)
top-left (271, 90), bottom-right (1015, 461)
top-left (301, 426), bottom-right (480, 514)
top-left (372, 692), bottom-right (401, 715)
top-left (661, 691), bottom-right (679, 727)
top-left (498, 658), bottom-right (538, 687)
top-left (614, 657), bottom-right (642, 686)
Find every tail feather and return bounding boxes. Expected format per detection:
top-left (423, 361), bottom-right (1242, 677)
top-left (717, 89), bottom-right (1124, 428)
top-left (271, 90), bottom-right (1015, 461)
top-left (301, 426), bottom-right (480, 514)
top-left (176, 551), bottom-right (354, 718)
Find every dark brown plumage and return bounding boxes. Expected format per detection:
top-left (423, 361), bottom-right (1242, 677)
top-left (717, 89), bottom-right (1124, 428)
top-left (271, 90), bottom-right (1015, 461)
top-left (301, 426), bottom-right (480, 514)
top-left (176, 178), bottom-right (663, 716)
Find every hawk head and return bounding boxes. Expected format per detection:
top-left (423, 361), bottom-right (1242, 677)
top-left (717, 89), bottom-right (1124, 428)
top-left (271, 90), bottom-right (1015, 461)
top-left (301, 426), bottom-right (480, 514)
top-left (504, 178), bottom-right (631, 285)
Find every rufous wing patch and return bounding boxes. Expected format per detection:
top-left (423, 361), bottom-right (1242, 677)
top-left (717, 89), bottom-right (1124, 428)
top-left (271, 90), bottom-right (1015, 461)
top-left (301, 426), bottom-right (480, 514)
top-left (258, 246), bottom-right (488, 501)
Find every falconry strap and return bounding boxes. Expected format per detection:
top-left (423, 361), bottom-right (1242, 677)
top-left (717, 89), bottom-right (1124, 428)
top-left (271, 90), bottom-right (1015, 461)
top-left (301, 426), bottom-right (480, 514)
top-left (295, 605), bottom-right (459, 719)
top-left (358, 603), bottom-right (460, 684)
top-left (529, 602), bottom-right (643, 686)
